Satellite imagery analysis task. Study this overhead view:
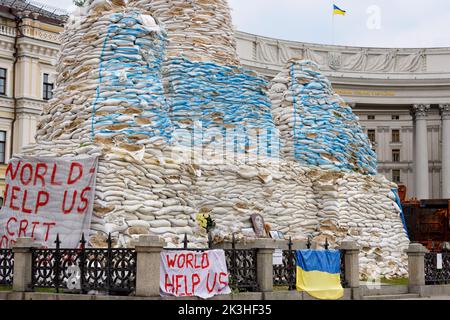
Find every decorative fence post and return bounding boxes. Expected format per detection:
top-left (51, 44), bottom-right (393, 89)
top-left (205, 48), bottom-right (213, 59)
top-left (405, 243), bottom-right (428, 292)
top-left (12, 238), bottom-right (34, 292)
top-left (135, 235), bottom-right (165, 297)
top-left (255, 239), bottom-right (281, 292)
top-left (340, 241), bottom-right (360, 288)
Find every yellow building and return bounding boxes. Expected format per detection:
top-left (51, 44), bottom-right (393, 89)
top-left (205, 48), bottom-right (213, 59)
top-left (0, 1), bottom-right (66, 203)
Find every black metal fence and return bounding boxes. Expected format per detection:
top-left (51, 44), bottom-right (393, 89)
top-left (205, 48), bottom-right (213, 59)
top-left (2, 233), bottom-right (347, 295)
top-left (224, 246), bottom-right (258, 292)
top-left (425, 252), bottom-right (450, 285)
top-left (0, 249), bottom-right (13, 286)
top-left (271, 237), bottom-right (347, 290)
top-left (272, 238), bottom-right (296, 290)
top-left (31, 235), bottom-right (136, 295)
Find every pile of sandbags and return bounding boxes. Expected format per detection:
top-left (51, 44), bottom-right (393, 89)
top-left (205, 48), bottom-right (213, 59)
top-left (23, 0), bottom-right (203, 248)
top-left (15, 0), bottom-right (410, 278)
top-left (20, 140), bottom-right (207, 248)
top-left (308, 170), bottom-right (409, 279)
top-left (269, 60), bottom-right (377, 175)
top-left (190, 162), bottom-right (408, 279)
top-left (92, 9), bottom-right (172, 146)
top-left (129, 0), bottom-right (240, 66)
top-left (166, 57), bottom-right (280, 159)
top-left (37, 0), bottom-right (172, 153)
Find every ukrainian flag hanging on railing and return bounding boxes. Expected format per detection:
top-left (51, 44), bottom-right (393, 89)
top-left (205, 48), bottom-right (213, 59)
top-left (296, 250), bottom-right (344, 300)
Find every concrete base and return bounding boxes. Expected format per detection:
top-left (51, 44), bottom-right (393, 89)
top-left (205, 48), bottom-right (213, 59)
top-left (414, 284), bottom-right (450, 298)
top-left (0, 289), bottom-right (357, 301)
top-left (361, 285), bottom-right (409, 297)
top-left (2, 285), bottom-right (447, 300)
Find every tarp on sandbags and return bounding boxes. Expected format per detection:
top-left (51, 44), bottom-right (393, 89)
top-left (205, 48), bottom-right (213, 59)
top-left (269, 60), bottom-right (377, 175)
top-left (165, 57), bottom-right (280, 160)
top-left (91, 10), bottom-right (173, 151)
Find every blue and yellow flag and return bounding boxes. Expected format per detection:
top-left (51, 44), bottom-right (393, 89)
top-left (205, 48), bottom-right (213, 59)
top-left (333, 4), bottom-right (346, 16)
top-left (391, 188), bottom-right (410, 239)
top-left (296, 250), bottom-right (344, 300)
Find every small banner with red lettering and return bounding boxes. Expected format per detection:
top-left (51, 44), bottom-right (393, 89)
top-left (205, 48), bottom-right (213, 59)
top-left (0, 156), bottom-right (98, 249)
top-left (160, 250), bottom-right (232, 299)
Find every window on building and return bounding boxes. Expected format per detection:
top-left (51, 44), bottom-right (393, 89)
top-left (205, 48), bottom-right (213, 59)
top-left (368, 115), bottom-right (376, 120)
top-left (392, 149), bottom-right (400, 163)
top-left (392, 169), bottom-right (401, 184)
top-left (367, 130), bottom-right (376, 144)
top-left (392, 129), bottom-right (401, 143)
top-left (392, 115), bottom-right (400, 120)
top-left (0, 68), bottom-right (6, 95)
top-left (43, 73), bottom-right (54, 100)
top-left (0, 131), bottom-right (5, 164)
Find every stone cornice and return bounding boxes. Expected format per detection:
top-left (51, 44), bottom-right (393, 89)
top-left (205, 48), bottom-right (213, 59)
top-left (17, 40), bottom-right (59, 59)
top-left (236, 31), bottom-right (450, 80)
top-left (377, 126), bottom-right (390, 132)
top-left (0, 37), bottom-right (15, 52)
top-left (0, 97), bottom-right (46, 115)
top-left (401, 126), bottom-right (414, 132)
top-left (16, 98), bottom-right (47, 115)
top-left (411, 104), bottom-right (431, 119)
top-left (0, 22), bottom-right (62, 45)
top-left (0, 96), bottom-right (14, 109)
top-left (428, 125), bottom-right (441, 131)
top-left (440, 104), bottom-right (450, 120)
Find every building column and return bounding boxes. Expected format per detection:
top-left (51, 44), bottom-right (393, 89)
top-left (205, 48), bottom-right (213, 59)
top-left (440, 104), bottom-right (450, 198)
top-left (412, 104), bottom-right (430, 200)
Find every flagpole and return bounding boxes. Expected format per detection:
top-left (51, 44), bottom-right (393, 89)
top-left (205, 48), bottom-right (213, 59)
top-left (332, 10), bottom-right (335, 45)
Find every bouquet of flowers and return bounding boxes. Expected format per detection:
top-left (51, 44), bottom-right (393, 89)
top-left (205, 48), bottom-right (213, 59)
top-left (195, 213), bottom-right (216, 232)
top-left (73, 0), bottom-right (87, 7)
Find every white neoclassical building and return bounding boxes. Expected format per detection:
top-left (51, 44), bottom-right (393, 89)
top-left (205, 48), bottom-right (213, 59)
top-left (0, 0), bottom-right (65, 198)
top-left (235, 31), bottom-right (450, 200)
top-left (0, 2), bottom-right (448, 201)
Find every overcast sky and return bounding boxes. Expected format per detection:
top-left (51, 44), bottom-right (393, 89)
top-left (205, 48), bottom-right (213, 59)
top-left (44, 0), bottom-right (450, 48)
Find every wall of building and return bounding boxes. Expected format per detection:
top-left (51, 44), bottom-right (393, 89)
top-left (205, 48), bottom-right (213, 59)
top-left (0, 8), bottom-right (62, 197)
top-left (235, 31), bottom-right (450, 200)
top-left (356, 106), bottom-right (442, 199)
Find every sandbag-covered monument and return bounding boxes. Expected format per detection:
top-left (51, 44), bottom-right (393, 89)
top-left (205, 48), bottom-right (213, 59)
top-left (5, 0), bottom-right (409, 280)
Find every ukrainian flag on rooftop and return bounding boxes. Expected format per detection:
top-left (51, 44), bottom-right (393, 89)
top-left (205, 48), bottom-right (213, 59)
top-left (296, 250), bottom-right (344, 300)
top-left (333, 4), bottom-right (346, 16)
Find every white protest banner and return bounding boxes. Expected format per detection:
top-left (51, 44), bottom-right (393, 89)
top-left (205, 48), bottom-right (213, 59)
top-left (273, 249), bottom-right (283, 265)
top-left (160, 250), bottom-right (231, 299)
top-left (0, 156), bottom-right (98, 249)
top-left (437, 254), bottom-right (443, 270)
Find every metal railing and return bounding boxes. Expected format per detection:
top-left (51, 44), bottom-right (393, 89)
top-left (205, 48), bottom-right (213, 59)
top-left (170, 234), bottom-right (347, 292)
top-left (272, 238), bottom-right (296, 290)
top-left (425, 252), bottom-right (450, 285)
top-left (0, 0), bottom-right (68, 21)
top-left (0, 249), bottom-right (13, 286)
top-left (272, 237), bottom-right (347, 290)
top-left (224, 240), bottom-right (258, 292)
top-left (1, 233), bottom-right (347, 294)
top-left (31, 234), bottom-right (136, 295)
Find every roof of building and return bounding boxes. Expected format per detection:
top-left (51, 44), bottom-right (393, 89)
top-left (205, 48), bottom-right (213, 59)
top-left (0, 0), bottom-right (68, 25)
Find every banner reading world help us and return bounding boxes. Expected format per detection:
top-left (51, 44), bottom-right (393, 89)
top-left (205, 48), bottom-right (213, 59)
top-left (160, 250), bottom-right (231, 299)
top-left (0, 156), bottom-right (98, 249)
